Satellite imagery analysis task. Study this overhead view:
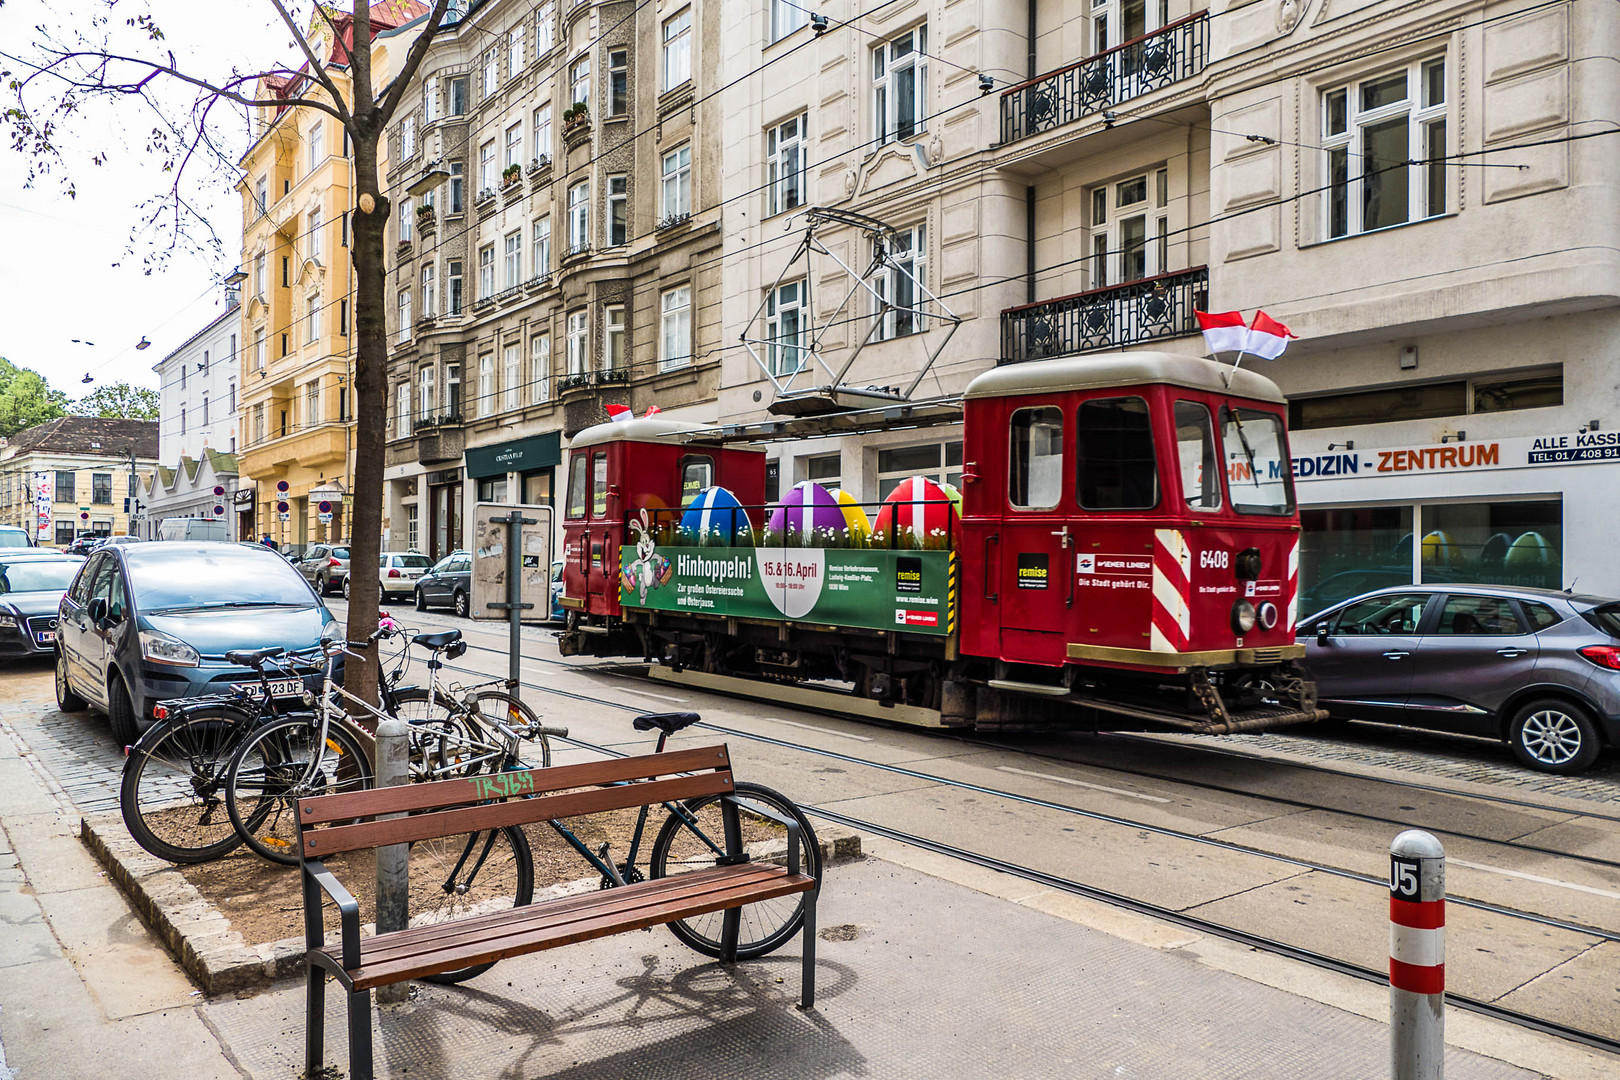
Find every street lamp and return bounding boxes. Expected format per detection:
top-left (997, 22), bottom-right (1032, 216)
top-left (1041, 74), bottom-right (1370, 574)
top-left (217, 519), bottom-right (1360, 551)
top-left (223, 266), bottom-right (248, 286)
top-left (406, 160), bottom-right (451, 198)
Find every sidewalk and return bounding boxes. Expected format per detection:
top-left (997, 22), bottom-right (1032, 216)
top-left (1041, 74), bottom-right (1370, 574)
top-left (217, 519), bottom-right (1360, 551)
top-left (2, 689), bottom-right (1614, 1078)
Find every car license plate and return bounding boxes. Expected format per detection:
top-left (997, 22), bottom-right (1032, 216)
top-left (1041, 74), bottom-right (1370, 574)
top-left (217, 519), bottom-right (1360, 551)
top-left (34, 631), bottom-right (55, 645)
top-left (233, 678), bottom-right (304, 698)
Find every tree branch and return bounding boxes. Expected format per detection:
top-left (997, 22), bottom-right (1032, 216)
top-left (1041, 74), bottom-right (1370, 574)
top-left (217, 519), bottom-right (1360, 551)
top-left (265, 0), bottom-right (352, 126)
top-left (374, 0), bottom-right (452, 125)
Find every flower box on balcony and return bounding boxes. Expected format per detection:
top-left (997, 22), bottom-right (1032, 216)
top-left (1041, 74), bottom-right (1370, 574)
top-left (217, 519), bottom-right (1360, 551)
top-left (502, 165), bottom-right (522, 187)
top-left (527, 154), bottom-right (550, 175)
top-left (558, 373), bottom-right (592, 393)
top-left (597, 368), bottom-right (630, 384)
top-left (656, 212), bottom-right (692, 233)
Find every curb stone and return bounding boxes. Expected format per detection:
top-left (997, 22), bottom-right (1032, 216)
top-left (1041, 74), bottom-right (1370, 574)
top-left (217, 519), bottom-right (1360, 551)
top-left (81, 810), bottom-right (861, 996)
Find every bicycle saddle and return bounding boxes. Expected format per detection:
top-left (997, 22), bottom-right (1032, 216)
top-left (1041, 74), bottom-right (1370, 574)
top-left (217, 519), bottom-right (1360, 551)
top-left (225, 646), bottom-right (286, 668)
top-left (412, 630), bottom-right (463, 650)
top-left (632, 711), bottom-right (703, 734)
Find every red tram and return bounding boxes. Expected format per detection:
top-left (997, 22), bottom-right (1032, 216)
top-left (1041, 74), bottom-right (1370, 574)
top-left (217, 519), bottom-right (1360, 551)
top-left (558, 352), bottom-right (1323, 734)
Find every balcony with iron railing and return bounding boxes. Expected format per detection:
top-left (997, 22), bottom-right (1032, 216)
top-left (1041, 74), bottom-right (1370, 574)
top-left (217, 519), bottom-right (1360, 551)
top-left (1000, 266), bottom-right (1207, 364)
top-left (1000, 12), bottom-right (1209, 145)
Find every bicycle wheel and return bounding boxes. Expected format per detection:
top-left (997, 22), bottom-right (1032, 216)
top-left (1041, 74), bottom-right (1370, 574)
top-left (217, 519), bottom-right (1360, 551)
top-left (121, 709), bottom-right (253, 864)
top-left (412, 824), bottom-right (535, 985)
top-left (649, 781), bottom-right (820, 960)
top-left (391, 687), bottom-right (495, 781)
top-left (467, 690), bottom-right (553, 769)
top-left (225, 716), bottom-right (373, 866)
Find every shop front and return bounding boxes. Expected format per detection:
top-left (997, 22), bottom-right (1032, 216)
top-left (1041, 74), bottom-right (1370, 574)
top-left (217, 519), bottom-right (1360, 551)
top-left (425, 467), bottom-right (464, 563)
top-left (465, 431), bottom-right (561, 509)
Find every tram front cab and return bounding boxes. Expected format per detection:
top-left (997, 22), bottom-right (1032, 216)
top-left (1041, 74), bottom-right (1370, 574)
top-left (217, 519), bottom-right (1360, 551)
top-left (559, 417), bottom-right (766, 637)
top-left (956, 351), bottom-right (1305, 676)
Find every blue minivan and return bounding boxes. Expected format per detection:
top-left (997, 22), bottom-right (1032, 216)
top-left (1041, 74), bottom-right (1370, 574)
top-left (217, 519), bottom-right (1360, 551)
top-left (55, 542), bottom-right (339, 745)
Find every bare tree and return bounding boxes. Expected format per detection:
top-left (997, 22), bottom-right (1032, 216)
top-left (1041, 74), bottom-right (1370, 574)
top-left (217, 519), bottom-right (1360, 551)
top-left (3, 0), bottom-right (452, 707)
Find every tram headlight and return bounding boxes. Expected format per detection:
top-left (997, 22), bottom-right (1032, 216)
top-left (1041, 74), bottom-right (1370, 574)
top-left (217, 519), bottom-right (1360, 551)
top-left (1231, 600), bottom-right (1258, 635)
top-left (1257, 602), bottom-right (1280, 631)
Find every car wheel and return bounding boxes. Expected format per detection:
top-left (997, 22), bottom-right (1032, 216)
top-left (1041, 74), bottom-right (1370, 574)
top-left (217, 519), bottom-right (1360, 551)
top-left (106, 672), bottom-right (140, 748)
top-left (453, 590), bottom-right (469, 619)
top-left (342, 576), bottom-right (351, 600)
top-left (55, 649), bottom-right (88, 712)
top-left (1508, 699), bottom-right (1602, 774)
top-left (415, 586), bottom-right (428, 611)
top-left (380, 584), bottom-right (388, 604)
top-left (315, 574), bottom-right (328, 595)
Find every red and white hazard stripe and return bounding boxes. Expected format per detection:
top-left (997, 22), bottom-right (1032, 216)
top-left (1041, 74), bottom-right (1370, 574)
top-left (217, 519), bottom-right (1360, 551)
top-left (1389, 895), bottom-right (1445, 995)
top-left (1150, 529), bottom-right (1191, 652)
top-left (1285, 536), bottom-right (1300, 633)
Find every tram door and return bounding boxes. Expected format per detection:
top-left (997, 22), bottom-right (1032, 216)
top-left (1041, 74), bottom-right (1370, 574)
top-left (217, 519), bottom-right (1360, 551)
top-left (999, 406), bottom-right (1071, 638)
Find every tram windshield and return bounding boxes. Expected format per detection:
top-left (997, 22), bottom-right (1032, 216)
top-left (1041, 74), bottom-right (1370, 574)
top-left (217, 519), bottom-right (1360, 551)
top-left (1220, 406), bottom-right (1294, 515)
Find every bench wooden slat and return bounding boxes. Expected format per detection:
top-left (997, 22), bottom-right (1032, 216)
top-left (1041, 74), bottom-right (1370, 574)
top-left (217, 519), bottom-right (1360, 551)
top-left (334, 865), bottom-right (815, 990)
top-left (298, 745), bottom-right (732, 824)
top-left (353, 862), bottom-right (799, 966)
top-left (303, 771), bottom-right (732, 858)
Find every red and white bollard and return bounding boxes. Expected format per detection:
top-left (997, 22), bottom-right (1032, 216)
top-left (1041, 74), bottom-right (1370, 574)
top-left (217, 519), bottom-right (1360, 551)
top-left (1389, 829), bottom-right (1445, 1079)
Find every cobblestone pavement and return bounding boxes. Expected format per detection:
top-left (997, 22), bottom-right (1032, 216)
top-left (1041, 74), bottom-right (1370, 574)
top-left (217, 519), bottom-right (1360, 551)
top-left (0, 660), bottom-right (123, 818)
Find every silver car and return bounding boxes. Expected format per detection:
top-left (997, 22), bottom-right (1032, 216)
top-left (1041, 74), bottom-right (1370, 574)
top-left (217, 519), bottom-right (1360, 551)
top-left (1298, 585), bottom-right (1620, 774)
top-left (297, 543), bottom-right (351, 596)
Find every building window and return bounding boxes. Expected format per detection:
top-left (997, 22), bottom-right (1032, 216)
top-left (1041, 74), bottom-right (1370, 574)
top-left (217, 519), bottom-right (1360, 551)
top-left (308, 207), bottom-right (323, 259)
top-left (253, 328), bottom-right (265, 370)
top-left (253, 403), bottom-right (265, 443)
top-left (400, 195), bottom-right (413, 242)
top-left (567, 181), bottom-right (590, 252)
top-left (508, 26), bottom-right (524, 77)
top-left (479, 140), bottom-right (496, 193)
top-left (1088, 172), bottom-right (1168, 288)
top-left (1324, 56), bottom-right (1448, 239)
top-left (55, 470), bottom-right (75, 502)
top-left (448, 75), bottom-right (468, 115)
top-left (401, 114), bottom-right (416, 160)
top-left (504, 344), bottom-right (522, 410)
top-left (478, 353), bottom-right (494, 417)
top-left (306, 293), bottom-right (319, 343)
top-left (663, 8), bottom-right (692, 92)
top-left (305, 379), bottom-right (321, 426)
top-left (530, 335), bottom-right (551, 402)
top-left (253, 253), bottom-right (265, 297)
top-left (228, 381), bottom-right (235, 413)
top-left (504, 121), bottom-right (522, 169)
top-left (532, 216), bottom-right (551, 277)
top-left (766, 279), bottom-right (806, 376)
top-left (308, 119), bottom-right (323, 174)
top-left (660, 285), bottom-right (691, 371)
top-left (446, 362), bottom-right (461, 415)
top-left (1289, 369), bottom-right (1563, 431)
top-left (873, 222), bottom-right (927, 340)
top-left (483, 47), bottom-right (498, 97)
top-left (571, 55), bottom-right (591, 106)
top-left (532, 103), bottom-right (551, 161)
top-left (767, 115), bottom-right (805, 216)
top-left (661, 145), bottom-right (690, 222)
top-left (447, 260), bottom-right (464, 314)
top-left (201, 394), bottom-right (209, 426)
top-left (255, 175), bottom-right (267, 213)
top-left (604, 304), bottom-right (625, 372)
top-left (419, 365), bottom-right (436, 420)
top-left (772, 0), bottom-right (809, 41)
top-left (407, 503), bottom-right (419, 549)
top-left (181, 360), bottom-right (188, 390)
top-left (282, 256), bottom-right (289, 288)
top-left (504, 230), bottom-right (522, 287)
top-left (424, 76), bottom-right (439, 123)
top-left (55, 522), bottom-right (75, 546)
top-left (422, 263), bottom-right (436, 315)
top-left (179, 403), bottom-right (186, 434)
top-left (449, 161), bottom-right (465, 212)
top-left (566, 309), bottom-right (588, 374)
top-left (398, 288), bottom-right (412, 343)
top-left (397, 382), bottom-right (411, 437)
top-left (536, 2), bottom-right (556, 53)
top-left (877, 441), bottom-right (962, 500)
top-left (873, 26), bottom-right (927, 146)
top-left (608, 49), bottom-right (628, 115)
top-left (607, 174), bottom-right (628, 245)
top-left (478, 243), bottom-right (495, 298)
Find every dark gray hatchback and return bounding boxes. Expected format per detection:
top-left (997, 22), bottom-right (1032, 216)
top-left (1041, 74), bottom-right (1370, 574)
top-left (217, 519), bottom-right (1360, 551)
top-left (1298, 585), bottom-right (1620, 774)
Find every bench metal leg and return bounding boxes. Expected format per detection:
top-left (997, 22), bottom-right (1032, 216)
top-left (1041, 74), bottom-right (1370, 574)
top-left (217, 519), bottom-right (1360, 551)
top-left (720, 906), bottom-right (741, 964)
top-left (347, 987), bottom-right (374, 1080)
top-left (800, 892), bottom-right (817, 1010)
top-left (305, 964), bottom-right (326, 1076)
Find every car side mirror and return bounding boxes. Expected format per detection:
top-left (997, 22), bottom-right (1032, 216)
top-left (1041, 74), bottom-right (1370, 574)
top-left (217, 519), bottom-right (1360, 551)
top-left (1315, 623), bottom-right (1330, 646)
top-left (87, 597), bottom-right (108, 626)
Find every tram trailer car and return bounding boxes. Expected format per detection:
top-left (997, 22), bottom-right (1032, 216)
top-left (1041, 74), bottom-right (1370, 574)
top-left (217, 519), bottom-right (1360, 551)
top-left (559, 352), bottom-right (1324, 734)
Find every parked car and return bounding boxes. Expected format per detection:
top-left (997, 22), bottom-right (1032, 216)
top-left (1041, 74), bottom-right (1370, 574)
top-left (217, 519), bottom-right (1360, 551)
top-left (297, 543), bottom-right (352, 596)
top-left (1297, 584), bottom-right (1620, 773)
top-left (0, 525), bottom-right (35, 548)
top-left (65, 535), bottom-right (104, 557)
top-left (0, 552), bottom-right (84, 658)
top-left (550, 558), bottom-right (565, 621)
top-left (414, 550), bottom-right (472, 617)
top-left (157, 518), bottom-right (229, 541)
top-left (347, 550), bottom-right (433, 602)
top-left (54, 542), bottom-right (339, 745)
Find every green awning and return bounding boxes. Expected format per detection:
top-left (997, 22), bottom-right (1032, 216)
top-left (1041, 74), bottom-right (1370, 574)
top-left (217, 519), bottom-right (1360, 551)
top-left (465, 431), bottom-right (562, 479)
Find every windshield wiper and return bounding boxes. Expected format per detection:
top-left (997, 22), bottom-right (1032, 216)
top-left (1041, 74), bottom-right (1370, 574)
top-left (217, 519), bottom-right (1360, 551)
top-left (151, 601), bottom-right (306, 613)
top-left (1224, 407), bottom-right (1262, 488)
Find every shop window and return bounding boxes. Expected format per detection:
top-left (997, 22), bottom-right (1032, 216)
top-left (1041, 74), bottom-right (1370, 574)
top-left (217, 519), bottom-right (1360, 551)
top-left (477, 476), bottom-right (509, 502)
top-left (1008, 407), bottom-right (1064, 510)
top-left (1220, 407), bottom-right (1293, 516)
top-left (1076, 397), bottom-right (1156, 510)
top-left (1291, 381), bottom-right (1466, 431)
top-left (1473, 371), bottom-right (1562, 413)
top-left (1422, 500), bottom-right (1561, 591)
top-left (1173, 401), bottom-right (1219, 510)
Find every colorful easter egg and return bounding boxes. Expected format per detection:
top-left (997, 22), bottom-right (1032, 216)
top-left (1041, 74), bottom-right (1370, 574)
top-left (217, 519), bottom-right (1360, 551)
top-left (831, 489), bottom-right (872, 545)
top-left (873, 476), bottom-right (959, 549)
top-left (1420, 530), bottom-right (1461, 567)
top-left (767, 481), bottom-right (846, 547)
top-left (680, 486), bottom-right (750, 546)
top-left (937, 481), bottom-right (963, 517)
top-left (1504, 531), bottom-right (1555, 568)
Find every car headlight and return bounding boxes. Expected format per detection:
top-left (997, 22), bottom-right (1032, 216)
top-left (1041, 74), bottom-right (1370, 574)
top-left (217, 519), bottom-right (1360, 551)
top-left (1231, 600), bottom-right (1258, 635)
top-left (139, 629), bottom-right (200, 667)
top-left (0, 613), bottom-right (15, 628)
top-left (321, 615), bottom-right (341, 642)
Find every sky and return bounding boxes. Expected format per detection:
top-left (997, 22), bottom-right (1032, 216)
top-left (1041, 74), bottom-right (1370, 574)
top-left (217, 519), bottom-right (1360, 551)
top-left (0, 1), bottom-right (315, 399)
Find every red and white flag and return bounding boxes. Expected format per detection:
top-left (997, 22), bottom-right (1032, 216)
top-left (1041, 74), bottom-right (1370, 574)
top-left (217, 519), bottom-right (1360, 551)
top-left (1245, 310), bottom-right (1297, 360)
top-left (643, 405), bottom-right (662, 417)
top-left (604, 403), bottom-right (634, 423)
top-left (1195, 310), bottom-right (1248, 356)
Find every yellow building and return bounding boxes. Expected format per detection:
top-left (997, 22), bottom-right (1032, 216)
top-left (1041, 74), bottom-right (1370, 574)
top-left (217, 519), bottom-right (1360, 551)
top-left (236, 2), bottom-right (427, 549)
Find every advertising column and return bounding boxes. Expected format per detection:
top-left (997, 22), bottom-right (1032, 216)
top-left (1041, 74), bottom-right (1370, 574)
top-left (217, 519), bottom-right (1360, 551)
top-left (31, 471), bottom-right (53, 544)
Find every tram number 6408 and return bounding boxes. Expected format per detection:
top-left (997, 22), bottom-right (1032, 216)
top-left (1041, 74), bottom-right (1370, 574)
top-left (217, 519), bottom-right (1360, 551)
top-left (1199, 550), bottom-right (1230, 570)
top-left (1390, 856), bottom-right (1422, 900)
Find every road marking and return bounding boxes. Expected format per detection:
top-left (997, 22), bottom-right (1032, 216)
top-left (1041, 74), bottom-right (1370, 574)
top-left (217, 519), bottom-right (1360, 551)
top-left (614, 687), bottom-right (688, 704)
top-left (760, 717), bottom-right (873, 742)
top-left (996, 766), bottom-right (1170, 802)
top-left (1449, 857), bottom-right (1620, 900)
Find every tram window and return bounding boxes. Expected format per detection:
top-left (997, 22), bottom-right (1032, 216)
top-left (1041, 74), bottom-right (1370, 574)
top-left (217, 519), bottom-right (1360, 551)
top-left (1008, 407), bottom-right (1064, 510)
top-left (680, 455), bottom-right (715, 501)
top-left (566, 454), bottom-right (588, 519)
top-left (1077, 397), bottom-right (1158, 510)
top-left (1221, 407), bottom-right (1294, 516)
top-left (591, 452), bottom-right (609, 517)
top-left (1174, 401), bottom-right (1221, 511)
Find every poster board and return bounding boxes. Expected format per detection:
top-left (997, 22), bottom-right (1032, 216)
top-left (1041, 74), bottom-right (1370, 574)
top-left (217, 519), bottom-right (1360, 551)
top-left (471, 502), bottom-right (554, 622)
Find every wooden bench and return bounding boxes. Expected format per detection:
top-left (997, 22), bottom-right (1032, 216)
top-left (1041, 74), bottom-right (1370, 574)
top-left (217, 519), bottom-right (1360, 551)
top-left (296, 745), bottom-right (819, 1080)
